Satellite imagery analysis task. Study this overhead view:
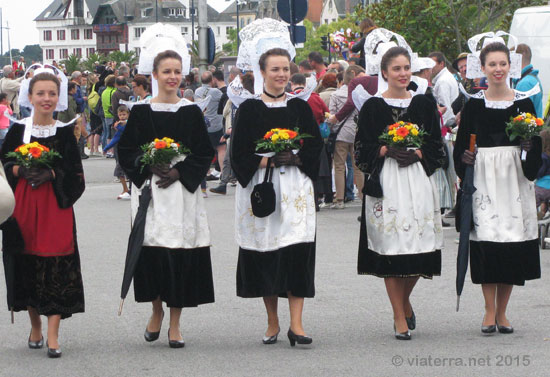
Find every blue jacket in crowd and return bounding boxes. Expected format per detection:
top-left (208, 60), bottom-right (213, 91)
top-left (514, 64), bottom-right (543, 118)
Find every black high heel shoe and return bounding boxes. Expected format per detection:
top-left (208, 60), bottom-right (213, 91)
top-left (287, 328), bottom-right (312, 347)
top-left (262, 327), bottom-right (280, 345)
top-left (28, 332), bottom-right (44, 349)
top-left (496, 321), bottom-right (514, 334)
top-left (168, 329), bottom-right (185, 348)
top-left (406, 310), bottom-right (416, 330)
top-left (144, 311), bottom-right (164, 342)
top-left (394, 324), bottom-right (411, 340)
top-left (46, 341), bottom-right (62, 358)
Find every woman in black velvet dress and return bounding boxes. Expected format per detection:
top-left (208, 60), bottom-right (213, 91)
top-left (454, 42), bottom-right (541, 335)
top-left (231, 48), bottom-right (323, 347)
top-left (118, 50), bottom-right (215, 348)
top-left (355, 47), bottom-right (444, 340)
top-left (1, 72), bottom-right (85, 358)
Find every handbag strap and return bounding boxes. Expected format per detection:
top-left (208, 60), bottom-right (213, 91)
top-left (333, 112), bottom-right (353, 136)
top-left (263, 158), bottom-right (273, 183)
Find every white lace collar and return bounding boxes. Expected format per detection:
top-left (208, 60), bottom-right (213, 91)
top-left (353, 84), bottom-right (424, 110)
top-left (468, 87), bottom-right (540, 109)
top-left (263, 98), bottom-right (288, 108)
top-left (376, 92), bottom-right (414, 108)
top-left (120, 96), bottom-right (211, 113)
top-left (18, 116), bottom-right (78, 144)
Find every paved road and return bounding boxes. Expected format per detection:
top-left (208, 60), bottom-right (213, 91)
top-left (1, 157), bottom-right (549, 377)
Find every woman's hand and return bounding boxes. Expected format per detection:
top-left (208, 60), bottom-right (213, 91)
top-left (520, 139), bottom-right (533, 153)
top-left (273, 151), bottom-right (302, 167)
top-left (155, 168), bottom-right (180, 189)
top-left (415, 149), bottom-right (423, 160)
top-left (379, 146), bottom-right (388, 157)
top-left (150, 164), bottom-right (170, 177)
top-left (386, 147), bottom-right (420, 168)
top-left (461, 150), bottom-right (476, 165)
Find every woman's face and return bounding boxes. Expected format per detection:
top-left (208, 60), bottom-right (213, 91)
top-left (382, 54), bottom-right (411, 90)
top-left (28, 80), bottom-right (59, 117)
top-left (131, 81), bottom-right (146, 97)
top-left (261, 55), bottom-right (290, 93)
top-left (481, 51), bottom-right (510, 86)
top-left (153, 58), bottom-right (182, 94)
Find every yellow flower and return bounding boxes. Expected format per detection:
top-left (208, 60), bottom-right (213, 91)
top-left (388, 130), bottom-right (396, 136)
top-left (393, 136), bottom-right (399, 142)
top-left (411, 128), bottom-right (419, 136)
top-left (272, 134), bottom-right (280, 142)
top-left (280, 132), bottom-right (289, 140)
top-left (405, 125), bottom-right (412, 130)
top-left (19, 147), bottom-right (29, 156)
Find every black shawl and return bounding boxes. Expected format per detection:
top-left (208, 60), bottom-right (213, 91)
top-left (230, 98), bottom-right (324, 188)
top-left (117, 103), bottom-right (215, 191)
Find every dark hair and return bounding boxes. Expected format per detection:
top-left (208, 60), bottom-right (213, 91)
top-left (516, 43), bottom-right (531, 64)
top-left (115, 76), bottom-right (127, 87)
top-left (308, 51), bottom-right (323, 64)
top-left (241, 72), bottom-right (255, 94)
top-left (298, 60), bottom-right (312, 70)
top-left (428, 51), bottom-right (446, 65)
top-left (348, 57), bottom-right (361, 66)
top-left (259, 48), bottom-right (291, 71)
top-left (152, 50), bottom-right (182, 73)
top-left (117, 104), bottom-right (129, 114)
top-left (105, 74), bottom-right (116, 87)
top-left (336, 71), bottom-right (344, 84)
top-left (201, 71), bottom-right (213, 84)
top-left (380, 46), bottom-right (411, 81)
top-left (290, 62), bottom-right (299, 75)
top-left (321, 72), bottom-right (337, 88)
top-left (541, 128), bottom-right (550, 155)
top-left (68, 82), bottom-right (77, 92)
top-left (359, 18), bottom-right (377, 34)
top-left (479, 42), bottom-right (510, 66)
top-left (0, 93), bottom-right (7, 102)
top-left (29, 72), bottom-right (61, 94)
top-left (212, 69), bottom-right (224, 82)
top-left (290, 73), bottom-right (306, 86)
top-left (132, 74), bottom-right (149, 91)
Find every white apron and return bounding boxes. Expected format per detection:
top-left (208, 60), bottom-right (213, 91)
top-left (235, 165), bottom-right (316, 252)
top-left (365, 159), bottom-right (444, 255)
top-left (131, 156), bottom-right (211, 249)
top-left (471, 146), bottom-right (537, 242)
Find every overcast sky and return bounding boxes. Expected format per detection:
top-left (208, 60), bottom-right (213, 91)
top-left (0, 0), bottom-right (233, 51)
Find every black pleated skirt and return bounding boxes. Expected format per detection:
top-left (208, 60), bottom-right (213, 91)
top-left (470, 239), bottom-right (541, 285)
top-left (133, 246), bottom-right (215, 308)
top-left (357, 198), bottom-right (441, 278)
top-left (236, 242), bottom-right (316, 298)
top-left (7, 250), bottom-right (85, 319)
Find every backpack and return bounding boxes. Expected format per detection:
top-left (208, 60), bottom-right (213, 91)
top-left (88, 84), bottom-right (100, 115)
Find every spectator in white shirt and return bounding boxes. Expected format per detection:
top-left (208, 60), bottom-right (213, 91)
top-left (429, 52), bottom-right (459, 127)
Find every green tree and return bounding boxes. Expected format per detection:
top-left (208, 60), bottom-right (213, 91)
top-left (222, 28), bottom-right (239, 56)
top-left (22, 45), bottom-right (43, 64)
top-left (108, 50), bottom-right (137, 65)
top-left (60, 54), bottom-right (82, 75)
top-left (82, 52), bottom-right (106, 72)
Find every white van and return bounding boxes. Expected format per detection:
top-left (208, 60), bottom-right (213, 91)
top-left (510, 5), bottom-right (550, 99)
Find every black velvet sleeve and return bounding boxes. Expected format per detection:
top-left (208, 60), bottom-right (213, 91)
top-left (354, 98), bottom-right (386, 174)
top-left (407, 95), bottom-right (444, 177)
top-left (172, 106), bottom-right (215, 193)
top-left (453, 99), bottom-right (475, 180)
top-left (118, 105), bottom-right (154, 188)
top-left (290, 99), bottom-right (324, 180)
top-left (0, 123), bottom-right (25, 189)
top-left (51, 126), bottom-right (85, 208)
top-left (518, 100), bottom-right (542, 180)
top-left (230, 100), bottom-right (264, 187)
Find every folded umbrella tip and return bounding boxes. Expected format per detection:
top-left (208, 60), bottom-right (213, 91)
top-left (118, 299), bottom-right (125, 316)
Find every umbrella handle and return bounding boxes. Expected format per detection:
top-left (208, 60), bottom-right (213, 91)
top-left (456, 296), bottom-right (461, 312)
top-left (469, 134), bottom-right (476, 153)
top-left (118, 299), bottom-right (125, 316)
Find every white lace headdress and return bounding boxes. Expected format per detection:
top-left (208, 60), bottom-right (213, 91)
top-left (465, 31), bottom-right (522, 80)
top-left (18, 64), bottom-right (68, 112)
top-left (236, 18), bottom-right (296, 95)
top-left (138, 23), bottom-right (191, 97)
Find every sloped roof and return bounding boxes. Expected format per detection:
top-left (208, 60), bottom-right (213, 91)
top-left (35, 0), bottom-right (103, 21)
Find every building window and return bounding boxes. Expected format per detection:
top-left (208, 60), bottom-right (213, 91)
top-left (71, 29), bottom-right (80, 40)
top-left (217, 27), bottom-right (220, 35)
top-left (57, 30), bottom-right (66, 40)
top-left (44, 30), bottom-right (52, 41)
top-left (46, 49), bottom-right (55, 60)
top-left (324, 19), bottom-right (328, 24)
top-left (183, 9), bottom-right (186, 18)
top-left (181, 27), bottom-right (188, 35)
top-left (135, 47), bottom-right (141, 56)
top-left (226, 26), bottom-right (232, 34)
top-left (87, 11), bottom-right (91, 18)
top-left (73, 48), bottom-right (82, 58)
top-left (135, 27), bottom-right (145, 39)
top-left (86, 48), bottom-right (95, 57)
top-left (84, 29), bottom-right (93, 39)
top-left (60, 49), bottom-right (68, 59)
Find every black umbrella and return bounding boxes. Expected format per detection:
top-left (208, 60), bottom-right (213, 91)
top-left (1, 218), bottom-right (25, 324)
top-left (3, 252), bottom-right (15, 324)
top-left (456, 134), bottom-right (476, 312)
top-left (118, 182), bottom-right (152, 316)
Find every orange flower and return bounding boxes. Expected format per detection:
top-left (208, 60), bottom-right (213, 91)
top-left (29, 147), bottom-right (43, 158)
top-left (42, 146), bottom-right (50, 152)
top-left (396, 127), bottom-right (409, 137)
top-left (264, 131), bottom-right (274, 140)
top-left (154, 140), bottom-right (167, 149)
top-left (536, 118), bottom-right (544, 126)
top-left (287, 130), bottom-right (298, 139)
top-left (389, 123), bottom-right (398, 130)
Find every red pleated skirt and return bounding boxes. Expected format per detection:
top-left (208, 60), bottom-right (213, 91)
top-left (12, 178), bottom-right (74, 257)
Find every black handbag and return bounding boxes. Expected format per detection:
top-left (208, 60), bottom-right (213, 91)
top-left (251, 159), bottom-right (276, 218)
top-left (326, 113), bottom-right (352, 154)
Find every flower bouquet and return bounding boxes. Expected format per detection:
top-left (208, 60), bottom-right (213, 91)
top-left (255, 128), bottom-right (312, 174)
top-left (378, 121), bottom-right (426, 148)
top-left (506, 112), bottom-right (545, 160)
top-left (6, 142), bottom-right (61, 168)
top-left (140, 137), bottom-right (190, 173)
